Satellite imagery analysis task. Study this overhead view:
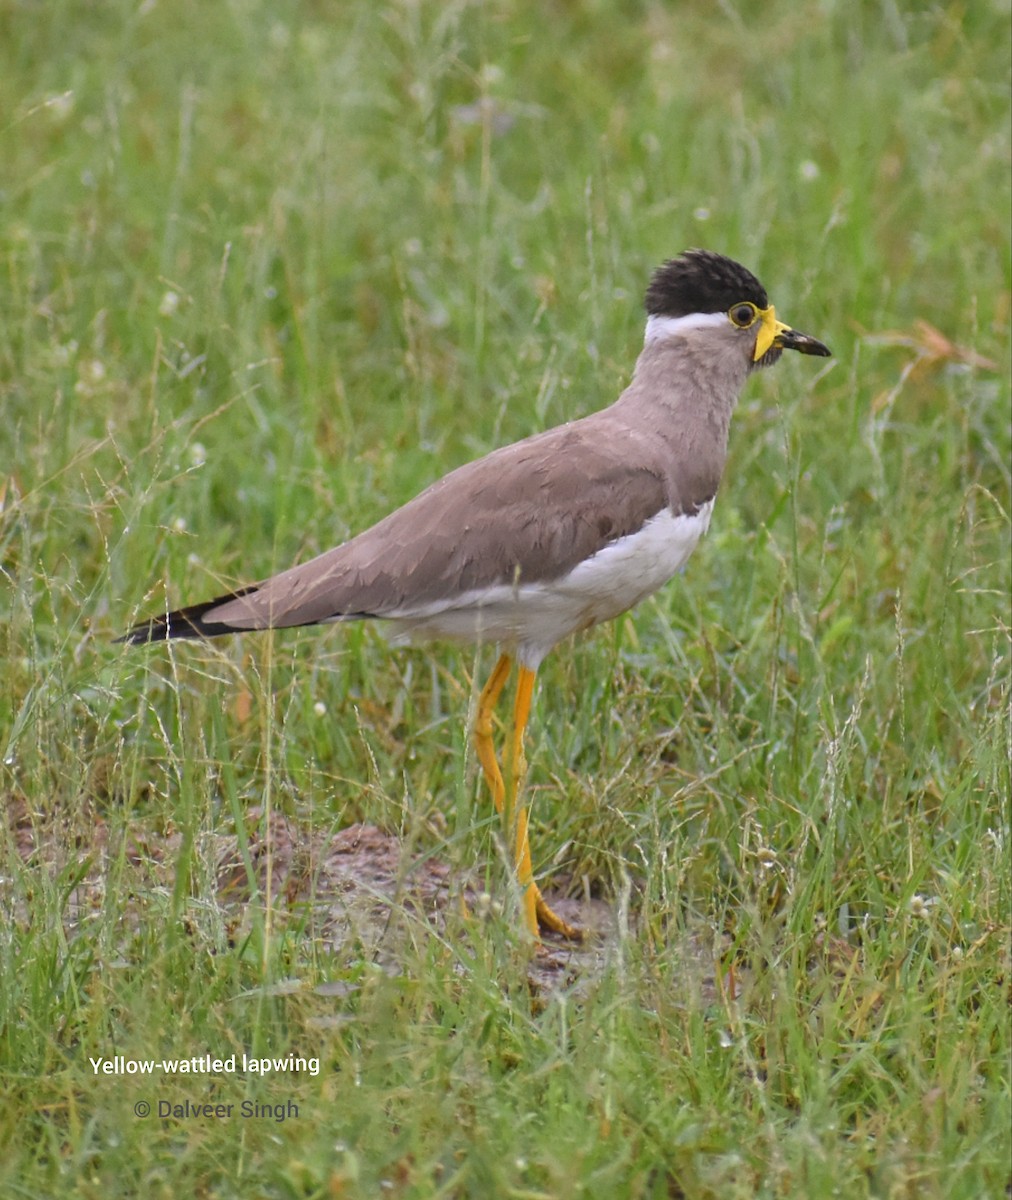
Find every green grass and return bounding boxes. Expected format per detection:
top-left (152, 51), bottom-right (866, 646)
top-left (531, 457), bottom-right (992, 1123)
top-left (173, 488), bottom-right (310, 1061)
top-left (1, 0), bottom-right (1009, 1196)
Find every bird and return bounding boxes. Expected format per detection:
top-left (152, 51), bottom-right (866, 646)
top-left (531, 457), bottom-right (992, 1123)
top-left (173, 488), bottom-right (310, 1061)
top-left (120, 249), bottom-right (830, 942)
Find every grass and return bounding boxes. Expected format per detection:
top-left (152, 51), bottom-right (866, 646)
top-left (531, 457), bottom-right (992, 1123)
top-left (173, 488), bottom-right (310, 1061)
top-left (1, 0), bottom-right (1009, 1196)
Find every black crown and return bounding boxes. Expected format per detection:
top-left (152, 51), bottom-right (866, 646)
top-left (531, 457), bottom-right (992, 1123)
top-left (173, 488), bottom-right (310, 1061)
top-left (645, 250), bottom-right (769, 317)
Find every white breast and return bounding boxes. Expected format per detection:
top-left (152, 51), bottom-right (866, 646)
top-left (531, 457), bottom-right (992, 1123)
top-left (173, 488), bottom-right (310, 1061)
top-left (380, 500), bottom-right (715, 668)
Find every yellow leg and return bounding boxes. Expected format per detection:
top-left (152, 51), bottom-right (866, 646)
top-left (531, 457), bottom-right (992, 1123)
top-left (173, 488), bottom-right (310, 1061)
top-left (473, 652), bottom-right (512, 814)
top-left (505, 666), bottom-right (540, 938)
top-left (472, 655), bottom-right (583, 942)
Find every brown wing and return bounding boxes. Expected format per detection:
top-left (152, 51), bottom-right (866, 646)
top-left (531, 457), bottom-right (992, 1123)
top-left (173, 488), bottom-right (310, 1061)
top-left (120, 412), bottom-right (685, 642)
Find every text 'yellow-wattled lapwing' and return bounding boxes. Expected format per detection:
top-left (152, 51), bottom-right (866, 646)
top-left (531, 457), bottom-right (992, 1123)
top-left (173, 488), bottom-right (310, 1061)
top-left (121, 250), bottom-right (830, 942)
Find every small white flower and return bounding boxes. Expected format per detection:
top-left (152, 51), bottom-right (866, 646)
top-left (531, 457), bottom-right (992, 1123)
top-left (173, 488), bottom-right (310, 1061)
top-left (475, 892), bottom-right (501, 920)
top-left (53, 339), bottom-right (78, 367)
top-left (74, 359), bottom-right (106, 396)
top-left (693, 206), bottom-right (711, 221)
top-left (189, 442), bottom-right (207, 468)
top-left (909, 894), bottom-right (936, 919)
top-left (158, 290), bottom-right (180, 317)
top-left (171, 516), bottom-right (187, 533)
top-left (313, 701), bottom-right (327, 717)
top-left (799, 159), bottom-right (820, 182)
top-left (46, 91), bottom-right (75, 121)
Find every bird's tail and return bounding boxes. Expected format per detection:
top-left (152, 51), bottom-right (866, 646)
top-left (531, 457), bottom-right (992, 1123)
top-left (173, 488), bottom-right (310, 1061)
top-left (116, 586), bottom-right (261, 644)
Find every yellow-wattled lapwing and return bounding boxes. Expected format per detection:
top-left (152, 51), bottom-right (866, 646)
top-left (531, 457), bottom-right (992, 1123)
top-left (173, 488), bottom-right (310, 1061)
top-left (121, 250), bottom-right (830, 941)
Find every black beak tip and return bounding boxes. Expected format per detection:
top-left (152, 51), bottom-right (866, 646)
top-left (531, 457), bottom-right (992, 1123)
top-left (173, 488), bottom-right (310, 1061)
top-left (779, 328), bottom-right (832, 358)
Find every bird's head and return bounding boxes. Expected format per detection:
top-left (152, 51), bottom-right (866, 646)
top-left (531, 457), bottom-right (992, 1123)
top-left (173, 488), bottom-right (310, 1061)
top-left (643, 249), bottom-right (831, 370)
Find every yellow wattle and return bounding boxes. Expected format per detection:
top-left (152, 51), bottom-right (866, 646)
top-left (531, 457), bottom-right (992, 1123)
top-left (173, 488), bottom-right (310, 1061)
top-left (752, 305), bottom-right (791, 361)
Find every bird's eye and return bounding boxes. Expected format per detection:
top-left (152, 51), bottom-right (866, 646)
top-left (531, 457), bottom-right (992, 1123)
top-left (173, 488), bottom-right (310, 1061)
top-left (729, 303), bottom-right (758, 328)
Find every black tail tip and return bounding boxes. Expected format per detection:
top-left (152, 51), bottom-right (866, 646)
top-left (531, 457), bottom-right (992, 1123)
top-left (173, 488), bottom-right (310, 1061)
top-left (114, 617), bottom-right (174, 645)
top-left (116, 586), bottom-right (259, 645)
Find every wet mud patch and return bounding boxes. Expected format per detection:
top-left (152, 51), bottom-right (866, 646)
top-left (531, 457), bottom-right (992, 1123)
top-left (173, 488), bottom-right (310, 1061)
top-left (217, 814), bottom-right (725, 999)
top-left (7, 799), bottom-right (723, 999)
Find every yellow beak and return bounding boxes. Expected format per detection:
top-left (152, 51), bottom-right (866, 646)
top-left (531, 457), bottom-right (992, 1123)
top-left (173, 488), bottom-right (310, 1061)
top-left (753, 305), bottom-right (832, 361)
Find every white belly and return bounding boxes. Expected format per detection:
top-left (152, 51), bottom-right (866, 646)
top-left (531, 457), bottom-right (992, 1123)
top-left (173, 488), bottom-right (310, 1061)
top-left (381, 501), bottom-right (714, 668)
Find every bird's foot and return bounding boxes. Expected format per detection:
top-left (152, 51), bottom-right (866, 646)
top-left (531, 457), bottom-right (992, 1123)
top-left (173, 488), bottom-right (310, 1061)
top-left (534, 890), bottom-right (585, 942)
